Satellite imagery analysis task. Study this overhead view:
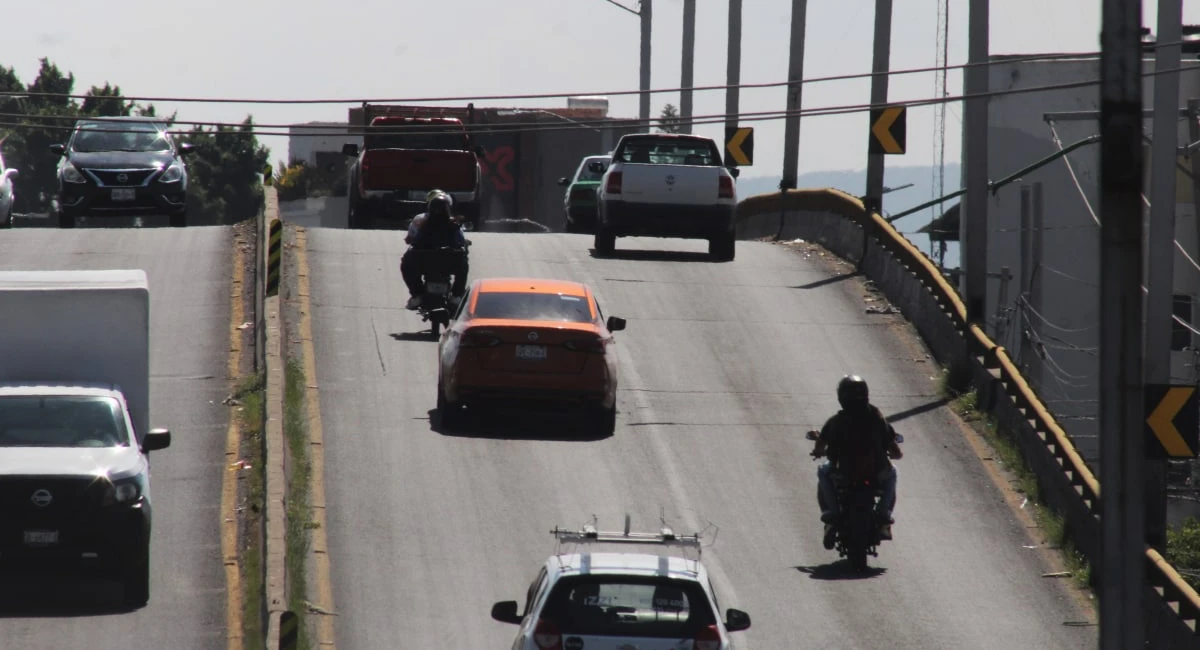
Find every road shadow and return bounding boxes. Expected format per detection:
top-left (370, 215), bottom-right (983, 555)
top-left (885, 397), bottom-right (951, 425)
top-left (794, 561), bottom-right (888, 581)
top-left (427, 408), bottom-right (614, 442)
top-left (390, 331), bottom-right (438, 342)
top-left (791, 271), bottom-right (861, 290)
top-left (589, 248), bottom-right (720, 263)
top-left (0, 573), bottom-right (135, 617)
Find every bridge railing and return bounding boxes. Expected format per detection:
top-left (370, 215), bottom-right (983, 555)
top-left (736, 188), bottom-right (1200, 641)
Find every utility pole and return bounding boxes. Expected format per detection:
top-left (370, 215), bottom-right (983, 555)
top-left (1190, 98), bottom-right (1200, 263)
top-left (725, 0), bottom-right (742, 147)
top-left (1145, 0), bottom-right (1183, 552)
top-left (863, 0), bottom-right (894, 215)
top-left (680, 0), bottom-right (696, 133)
top-left (640, 0), bottom-right (653, 126)
top-left (963, 0), bottom-right (990, 322)
top-left (1099, 0), bottom-right (1146, 648)
top-left (780, 0), bottom-right (809, 190)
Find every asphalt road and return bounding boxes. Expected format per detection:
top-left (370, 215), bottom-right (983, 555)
top-left (0, 224), bottom-right (232, 650)
top-left (294, 221), bottom-right (1097, 649)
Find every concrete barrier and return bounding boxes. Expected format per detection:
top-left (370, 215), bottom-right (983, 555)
top-left (737, 188), bottom-right (1199, 644)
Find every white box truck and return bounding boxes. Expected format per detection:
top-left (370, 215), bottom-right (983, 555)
top-left (0, 269), bottom-right (170, 608)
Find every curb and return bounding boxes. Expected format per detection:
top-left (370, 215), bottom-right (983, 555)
top-left (262, 188), bottom-right (288, 649)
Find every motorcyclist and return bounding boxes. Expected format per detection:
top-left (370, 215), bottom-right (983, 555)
top-left (402, 190), bottom-right (469, 310)
top-left (811, 375), bottom-right (903, 549)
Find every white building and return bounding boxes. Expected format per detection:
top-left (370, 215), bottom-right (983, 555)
top-left (287, 122), bottom-right (359, 168)
top-left (963, 50), bottom-right (1200, 465)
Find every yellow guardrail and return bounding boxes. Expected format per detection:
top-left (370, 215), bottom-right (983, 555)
top-left (737, 188), bottom-right (1200, 632)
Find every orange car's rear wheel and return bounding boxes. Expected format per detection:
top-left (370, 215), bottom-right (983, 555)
top-left (437, 377), bottom-right (465, 430)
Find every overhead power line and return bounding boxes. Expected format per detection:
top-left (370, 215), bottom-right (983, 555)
top-left (0, 48), bottom-right (1165, 108)
top-left (0, 64), bottom-right (1190, 141)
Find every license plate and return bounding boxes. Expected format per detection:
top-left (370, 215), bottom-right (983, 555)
top-left (515, 344), bottom-right (547, 360)
top-left (427, 281), bottom-right (450, 295)
top-left (111, 188), bottom-right (136, 201)
top-left (24, 530), bottom-right (58, 546)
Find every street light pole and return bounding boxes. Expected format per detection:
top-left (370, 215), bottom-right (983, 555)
top-left (780, 0), bottom-right (809, 190)
top-left (601, 0), bottom-right (653, 125)
top-left (680, 0), bottom-right (696, 133)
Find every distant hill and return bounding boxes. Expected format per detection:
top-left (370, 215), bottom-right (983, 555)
top-left (737, 163), bottom-right (963, 228)
top-left (737, 163), bottom-right (964, 268)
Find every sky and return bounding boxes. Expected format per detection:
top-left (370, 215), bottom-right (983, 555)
top-left (3, 1), bottom-right (1199, 182)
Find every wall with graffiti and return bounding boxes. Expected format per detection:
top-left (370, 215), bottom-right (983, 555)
top-left (472, 132), bottom-right (520, 223)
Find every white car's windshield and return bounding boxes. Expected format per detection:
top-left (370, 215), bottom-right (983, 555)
top-left (0, 395), bottom-right (130, 448)
top-left (540, 577), bottom-right (717, 638)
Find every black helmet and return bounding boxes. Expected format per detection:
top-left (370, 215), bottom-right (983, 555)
top-left (427, 192), bottom-right (452, 220)
top-left (837, 375), bottom-right (869, 410)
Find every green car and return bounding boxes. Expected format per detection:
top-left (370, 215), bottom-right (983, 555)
top-left (557, 154), bottom-right (610, 233)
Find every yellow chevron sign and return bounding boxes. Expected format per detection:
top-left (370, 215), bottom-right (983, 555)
top-left (869, 106), bottom-right (907, 155)
top-left (725, 127), bottom-right (754, 166)
top-left (1146, 384), bottom-right (1199, 458)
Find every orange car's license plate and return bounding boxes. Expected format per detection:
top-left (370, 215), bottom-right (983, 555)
top-left (515, 344), bottom-right (547, 360)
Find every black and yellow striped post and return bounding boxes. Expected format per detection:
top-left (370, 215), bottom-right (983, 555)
top-left (266, 218), bottom-right (283, 297)
top-left (264, 163), bottom-right (274, 186)
top-left (278, 610), bottom-right (298, 650)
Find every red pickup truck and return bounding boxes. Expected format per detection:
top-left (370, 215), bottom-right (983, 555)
top-left (342, 108), bottom-right (484, 230)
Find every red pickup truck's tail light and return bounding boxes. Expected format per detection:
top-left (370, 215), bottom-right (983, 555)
top-left (718, 174), bottom-right (734, 199)
top-left (605, 171), bottom-right (623, 195)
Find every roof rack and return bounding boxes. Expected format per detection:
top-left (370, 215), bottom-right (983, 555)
top-left (550, 514), bottom-right (704, 555)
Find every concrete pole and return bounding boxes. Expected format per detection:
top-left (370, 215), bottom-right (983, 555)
top-left (863, 0), bottom-right (894, 215)
top-left (1032, 182), bottom-right (1044, 324)
top-left (640, 0), bottom-right (653, 126)
top-left (963, 0), bottom-right (990, 322)
top-left (1190, 98), bottom-right (1200, 283)
top-left (725, 0), bottom-right (742, 154)
top-left (780, 0), bottom-right (809, 190)
top-left (1099, 0), bottom-right (1147, 646)
top-left (680, 0), bottom-right (696, 134)
top-left (1145, 0), bottom-right (1183, 552)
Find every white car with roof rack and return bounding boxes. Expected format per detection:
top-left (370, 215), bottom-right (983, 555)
top-left (491, 517), bottom-right (751, 650)
top-left (591, 133), bottom-right (740, 261)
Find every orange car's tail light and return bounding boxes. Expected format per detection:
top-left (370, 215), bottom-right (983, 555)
top-left (460, 330), bottom-right (502, 348)
top-left (564, 337), bottom-right (606, 354)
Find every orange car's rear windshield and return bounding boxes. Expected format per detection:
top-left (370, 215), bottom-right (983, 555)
top-left (472, 292), bottom-right (594, 323)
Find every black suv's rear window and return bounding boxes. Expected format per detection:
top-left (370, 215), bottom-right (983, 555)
top-left (0, 396), bottom-right (129, 448)
top-left (540, 576), bottom-right (717, 638)
top-left (472, 291), bottom-right (594, 323)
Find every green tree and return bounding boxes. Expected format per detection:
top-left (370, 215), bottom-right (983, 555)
top-left (178, 116), bottom-right (271, 225)
top-left (81, 83), bottom-right (134, 117)
top-left (657, 103), bottom-right (682, 134)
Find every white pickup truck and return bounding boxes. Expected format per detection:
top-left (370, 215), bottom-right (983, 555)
top-left (593, 133), bottom-right (740, 260)
top-left (0, 270), bottom-right (171, 608)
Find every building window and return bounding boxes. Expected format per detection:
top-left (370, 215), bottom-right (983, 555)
top-left (1172, 294), bottom-right (1193, 351)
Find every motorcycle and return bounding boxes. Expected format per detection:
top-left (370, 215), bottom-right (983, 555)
top-left (806, 429), bottom-right (903, 572)
top-left (406, 244), bottom-right (469, 339)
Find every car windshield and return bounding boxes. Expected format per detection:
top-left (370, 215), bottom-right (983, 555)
top-left (615, 138), bottom-right (719, 165)
top-left (72, 123), bottom-right (170, 153)
top-left (576, 158), bottom-right (610, 182)
top-left (541, 576), bottom-right (717, 638)
top-left (0, 395), bottom-right (130, 448)
top-left (471, 291), bottom-right (594, 323)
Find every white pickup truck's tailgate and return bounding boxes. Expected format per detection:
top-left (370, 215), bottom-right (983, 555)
top-left (618, 164), bottom-right (720, 205)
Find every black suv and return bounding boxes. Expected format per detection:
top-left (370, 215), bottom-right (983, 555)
top-left (51, 117), bottom-right (193, 228)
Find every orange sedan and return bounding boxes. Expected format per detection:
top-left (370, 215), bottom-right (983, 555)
top-left (436, 277), bottom-right (627, 433)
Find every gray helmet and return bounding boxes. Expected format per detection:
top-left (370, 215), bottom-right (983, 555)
top-left (837, 375), bottom-right (869, 410)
